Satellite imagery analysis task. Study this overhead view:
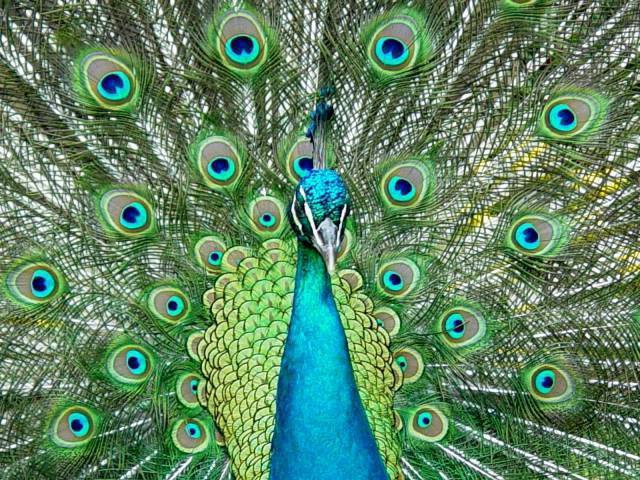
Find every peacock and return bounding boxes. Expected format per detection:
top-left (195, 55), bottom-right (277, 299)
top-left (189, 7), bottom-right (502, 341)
top-left (1, 0), bottom-right (639, 478)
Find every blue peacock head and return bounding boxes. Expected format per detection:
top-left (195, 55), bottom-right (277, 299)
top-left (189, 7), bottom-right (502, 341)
top-left (289, 169), bottom-right (350, 273)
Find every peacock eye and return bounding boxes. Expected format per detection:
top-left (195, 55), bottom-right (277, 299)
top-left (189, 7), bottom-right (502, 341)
top-left (375, 37), bottom-right (410, 66)
top-left (393, 347), bottom-right (424, 383)
top-left (380, 162), bottom-right (431, 209)
top-left (107, 344), bottom-right (153, 385)
top-left (539, 92), bottom-right (607, 140)
top-left (51, 406), bottom-right (98, 448)
top-left (225, 35), bottom-right (260, 65)
top-left (119, 201), bottom-right (148, 230)
top-left (194, 236), bottom-right (226, 273)
top-left (250, 196), bottom-right (285, 236)
top-left (284, 137), bottom-right (315, 182)
top-left (194, 136), bottom-right (242, 190)
top-left (528, 364), bottom-right (574, 403)
top-left (99, 190), bottom-right (154, 237)
top-left (147, 286), bottom-right (191, 323)
top-left (177, 373), bottom-right (204, 408)
top-left (166, 295), bottom-right (185, 317)
top-left (80, 52), bottom-right (136, 109)
top-left (368, 17), bottom-right (421, 74)
top-left (409, 405), bottom-right (449, 442)
top-left (508, 215), bottom-right (565, 256)
top-left (214, 12), bottom-right (268, 73)
top-left (171, 418), bottom-right (211, 453)
top-left (207, 157), bottom-right (236, 182)
top-left (6, 262), bottom-right (64, 305)
top-left (377, 258), bottom-right (420, 297)
top-left (439, 307), bottom-right (486, 348)
top-left (293, 156), bottom-right (314, 178)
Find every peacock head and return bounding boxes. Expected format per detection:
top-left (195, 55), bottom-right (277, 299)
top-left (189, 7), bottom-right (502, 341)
top-left (289, 169), bottom-right (350, 273)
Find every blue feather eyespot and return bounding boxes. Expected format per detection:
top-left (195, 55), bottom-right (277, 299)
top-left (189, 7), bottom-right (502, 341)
top-left (225, 35), bottom-right (260, 65)
top-left (68, 412), bottom-right (91, 437)
top-left (293, 156), bottom-right (314, 178)
top-left (97, 71), bottom-right (131, 102)
top-left (540, 92), bottom-right (607, 140)
top-left (80, 52), bottom-right (136, 109)
top-left (147, 286), bottom-right (191, 323)
top-left (508, 215), bottom-right (565, 256)
top-left (166, 295), bottom-right (185, 317)
top-left (284, 137), bottom-right (315, 182)
top-left (250, 196), bottom-right (285, 236)
top-left (171, 418), bottom-right (210, 453)
top-left (194, 235), bottom-right (227, 273)
top-left (439, 307), bottom-right (486, 349)
top-left (195, 136), bottom-right (242, 190)
top-left (548, 104), bottom-right (577, 132)
top-left (119, 201), bottom-right (148, 230)
top-left (177, 373), bottom-right (204, 408)
top-left (377, 258), bottom-right (420, 297)
top-left (383, 271), bottom-right (405, 291)
top-left (392, 348), bottom-right (424, 383)
top-left (6, 261), bottom-right (65, 305)
top-left (367, 17), bottom-right (420, 74)
top-left (214, 12), bottom-right (268, 73)
top-left (99, 190), bottom-right (154, 237)
top-left (107, 344), bottom-right (153, 385)
top-left (527, 364), bottom-right (574, 403)
top-left (31, 269), bottom-right (56, 298)
top-left (51, 405), bottom-right (99, 448)
top-left (207, 156), bottom-right (236, 182)
top-left (375, 37), bottom-right (410, 66)
top-left (417, 411), bottom-right (432, 428)
top-left (445, 313), bottom-right (465, 339)
top-left (381, 162), bottom-right (431, 209)
top-left (409, 405), bottom-right (448, 442)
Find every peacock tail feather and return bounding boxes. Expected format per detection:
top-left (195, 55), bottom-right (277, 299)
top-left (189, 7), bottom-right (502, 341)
top-left (1, 0), bottom-right (639, 479)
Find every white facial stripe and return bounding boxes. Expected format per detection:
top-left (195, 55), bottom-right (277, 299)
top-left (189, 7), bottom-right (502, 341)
top-left (337, 204), bottom-right (348, 243)
top-left (290, 194), bottom-right (303, 235)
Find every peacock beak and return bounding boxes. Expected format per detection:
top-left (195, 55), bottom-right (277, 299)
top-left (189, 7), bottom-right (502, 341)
top-left (315, 218), bottom-right (339, 274)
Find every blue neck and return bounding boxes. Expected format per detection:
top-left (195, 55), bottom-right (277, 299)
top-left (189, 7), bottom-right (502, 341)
top-left (269, 241), bottom-right (388, 480)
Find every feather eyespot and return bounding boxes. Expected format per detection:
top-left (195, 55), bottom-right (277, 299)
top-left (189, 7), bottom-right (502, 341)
top-left (213, 11), bottom-right (269, 74)
top-left (439, 307), bottom-right (486, 348)
top-left (377, 258), bottom-right (420, 297)
top-left (80, 52), bottom-right (136, 109)
top-left (408, 405), bottom-right (449, 442)
top-left (380, 162), bottom-right (431, 209)
top-left (528, 365), bottom-right (574, 403)
top-left (368, 16), bottom-right (421, 74)
top-left (99, 190), bottom-right (154, 237)
top-left (539, 92), bottom-right (607, 141)
top-left (194, 236), bottom-right (227, 273)
top-left (107, 344), bottom-right (153, 385)
top-left (249, 196), bottom-right (285, 236)
top-left (507, 215), bottom-right (566, 256)
top-left (283, 137), bottom-right (315, 182)
top-left (6, 261), bottom-right (65, 305)
top-left (193, 136), bottom-right (242, 190)
top-left (171, 418), bottom-right (211, 453)
top-left (393, 347), bottom-right (424, 383)
top-left (50, 406), bottom-right (99, 448)
top-left (177, 373), bottom-right (204, 408)
top-left (147, 286), bottom-right (191, 323)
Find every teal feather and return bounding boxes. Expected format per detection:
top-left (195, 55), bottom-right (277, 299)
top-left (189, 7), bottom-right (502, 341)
top-left (0, 0), bottom-right (639, 479)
